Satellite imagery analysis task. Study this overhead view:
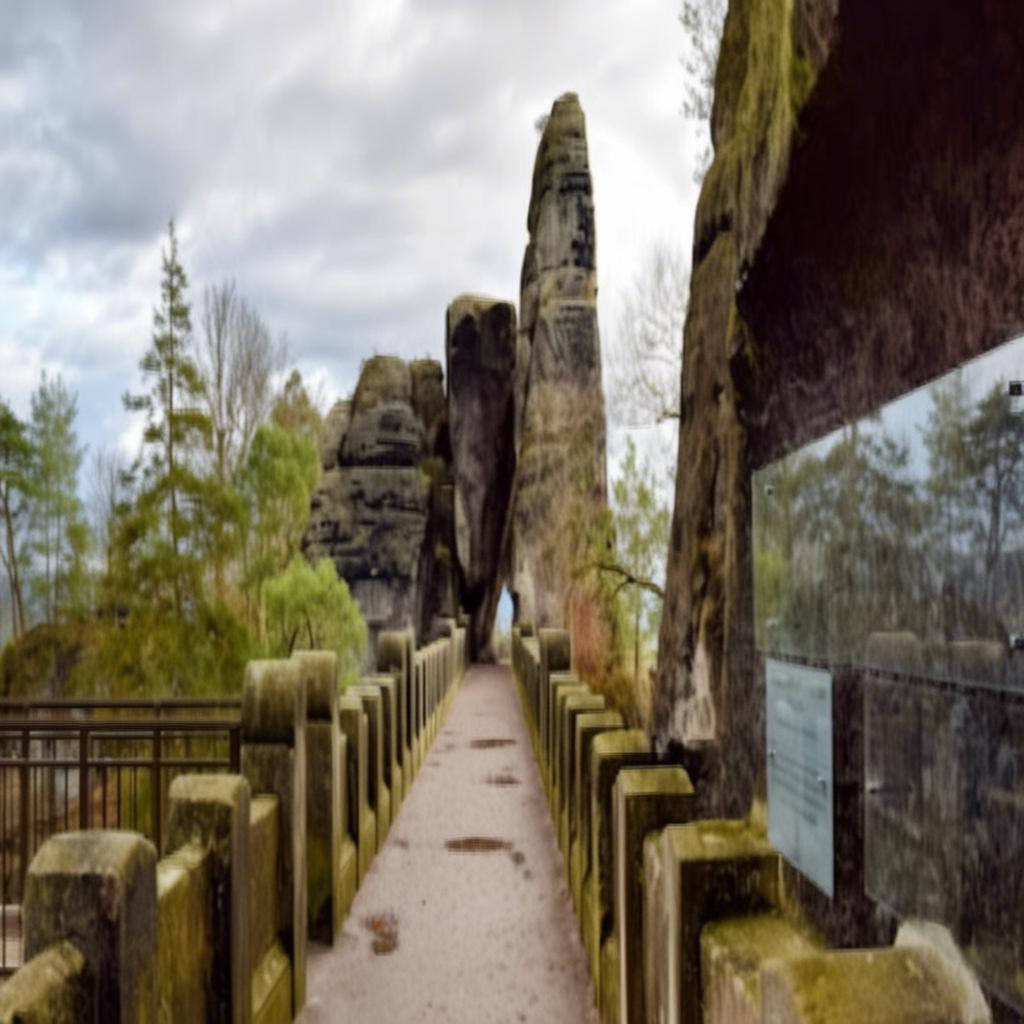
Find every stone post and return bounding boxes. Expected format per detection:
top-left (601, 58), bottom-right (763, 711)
top-left (377, 630), bottom-right (413, 804)
top-left (364, 673), bottom-right (400, 817)
top-left (166, 774), bottom-right (252, 1024)
top-left (350, 683), bottom-right (390, 845)
top-left (559, 695), bottom-right (606, 854)
top-left (583, 730), bottom-right (657, 992)
top-left (338, 694), bottom-right (375, 882)
top-left (538, 627), bottom-right (571, 781)
top-left (240, 659), bottom-right (307, 1015)
top-left (23, 831), bottom-right (158, 1024)
top-left (571, 712), bottom-right (624, 907)
top-left (643, 820), bottom-right (780, 1024)
top-left (612, 766), bottom-right (694, 1024)
top-left (292, 650), bottom-right (342, 944)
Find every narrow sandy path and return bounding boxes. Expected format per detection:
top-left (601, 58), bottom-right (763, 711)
top-left (301, 663), bottom-right (598, 1024)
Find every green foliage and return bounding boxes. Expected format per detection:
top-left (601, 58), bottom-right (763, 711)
top-left (27, 373), bottom-right (89, 622)
top-left (571, 438), bottom-right (671, 726)
top-left (0, 400), bottom-right (32, 638)
top-left (122, 220), bottom-right (211, 618)
top-left (240, 422), bottom-right (319, 636)
top-left (271, 369), bottom-right (322, 443)
top-left (264, 556), bottom-right (367, 687)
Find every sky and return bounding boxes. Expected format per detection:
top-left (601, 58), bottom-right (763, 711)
top-left (1, 0), bottom-right (703, 476)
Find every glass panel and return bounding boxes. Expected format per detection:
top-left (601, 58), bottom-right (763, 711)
top-left (753, 333), bottom-right (1024, 686)
top-left (754, 332), bottom-right (1024, 1011)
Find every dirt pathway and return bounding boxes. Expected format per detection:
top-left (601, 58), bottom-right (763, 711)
top-left (301, 663), bottom-right (598, 1024)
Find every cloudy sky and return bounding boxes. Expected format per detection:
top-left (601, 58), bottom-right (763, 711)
top-left (1, 0), bottom-right (703, 469)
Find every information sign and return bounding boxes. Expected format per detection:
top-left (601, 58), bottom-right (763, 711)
top-left (766, 658), bottom-right (834, 897)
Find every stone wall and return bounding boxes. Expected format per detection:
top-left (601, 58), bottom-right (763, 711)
top-left (511, 626), bottom-right (988, 1024)
top-left (0, 630), bottom-right (468, 1023)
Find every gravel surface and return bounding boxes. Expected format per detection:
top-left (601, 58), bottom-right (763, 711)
top-left (301, 663), bottom-right (599, 1024)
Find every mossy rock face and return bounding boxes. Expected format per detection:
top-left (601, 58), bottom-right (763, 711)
top-left (653, 0), bottom-right (836, 821)
top-left (446, 294), bottom-right (517, 661)
top-left (513, 94), bottom-right (608, 628)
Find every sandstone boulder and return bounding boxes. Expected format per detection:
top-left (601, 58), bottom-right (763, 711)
top-left (446, 294), bottom-right (517, 659)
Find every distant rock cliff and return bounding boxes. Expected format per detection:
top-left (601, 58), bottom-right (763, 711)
top-left (302, 356), bottom-right (456, 648)
top-left (446, 294), bottom-right (517, 660)
top-left (510, 92), bottom-right (607, 627)
top-left (304, 92), bottom-right (608, 655)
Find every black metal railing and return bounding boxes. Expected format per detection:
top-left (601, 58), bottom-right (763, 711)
top-left (0, 710), bottom-right (241, 972)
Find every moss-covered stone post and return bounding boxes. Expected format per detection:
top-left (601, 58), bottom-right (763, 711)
top-left (166, 773), bottom-right (252, 1024)
top-left (23, 831), bottom-right (158, 1023)
top-left (643, 820), bottom-right (780, 1024)
top-left (240, 659), bottom-right (307, 1016)
top-left (612, 766), bottom-right (694, 1024)
top-left (559, 695), bottom-right (606, 854)
top-left (350, 683), bottom-right (390, 846)
top-left (338, 694), bottom-right (375, 882)
top-left (377, 630), bottom-right (413, 804)
top-left (292, 650), bottom-right (342, 944)
top-left (538, 627), bottom-right (571, 781)
top-left (363, 673), bottom-right (399, 818)
top-left (583, 730), bottom-right (657, 995)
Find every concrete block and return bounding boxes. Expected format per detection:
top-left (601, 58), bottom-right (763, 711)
top-left (293, 652), bottom-right (342, 945)
top-left (0, 941), bottom-right (88, 1023)
top-left (643, 820), bottom-right (780, 1024)
top-left (613, 766), bottom-right (695, 1024)
top-left (549, 679), bottom-right (588, 813)
top-left (241, 658), bottom-right (307, 1015)
top-left (157, 843), bottom-right (211, 1024)
top-left (583, 731), bottom-right (655, 985)
top-left (249, 796), bottom-right (280, 972)
top-left (700, 913), bottom-right (818, 1024)
top-left (363, 674), bottom-right (400, 816)
top-left (571, 713), bottom-right (625, 909)
top-left (251, 942), bottom-right (292, 1024)
top-left (166, 772), bottom-right (251, 1024)
top-left (338, 696), bottom-right (374, 884)
top-left (24, 831), bottom-right (158, 1024)
top-left (543, 670), bottom-right (579, 784)
top-left (377, 630), bottom-right (413, 797)
top-left (350, 684), bottom-right (391, 845)
top-left (761, 947), bottom-right (978, 1024)
top-left (559, 695), bottom-right (606, 854)
top-left (538, 628), bottom-right (571, 771)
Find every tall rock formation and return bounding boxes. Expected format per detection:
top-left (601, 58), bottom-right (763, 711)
top-left (445, 295), bottom-right (517, 660)
top-left (302, 356), bottom-right (455, 649)
top-left (511, 92), bottom-right (607, 627)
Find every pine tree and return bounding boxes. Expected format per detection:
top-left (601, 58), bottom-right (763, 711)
top-left (28, 373), bottom-right (88, 622)
top-left (122, 220), bottom-right (210, 617)
top-left (0, 401), bottom-right (32, 638)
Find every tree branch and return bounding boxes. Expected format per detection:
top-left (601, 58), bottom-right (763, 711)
top-left (593, 560), bottom-right (665, 600)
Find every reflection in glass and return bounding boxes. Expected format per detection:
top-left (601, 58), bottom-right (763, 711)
top-left (753, 334), bottom-right (1024, 1012)
top-left (754, 335), bottom-right (1024, 687)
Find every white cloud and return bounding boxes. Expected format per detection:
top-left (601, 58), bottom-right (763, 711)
top-left (1, 0), bottom-right (702, 485)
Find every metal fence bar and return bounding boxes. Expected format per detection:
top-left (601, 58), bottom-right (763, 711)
top-left (0, 707), bottom-right (242, 974)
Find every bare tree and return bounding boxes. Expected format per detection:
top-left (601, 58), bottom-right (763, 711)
top-left (198, 281), bottom-right (286, 486)
top-left (88, 447), bottom-right (127, 579)
top-left (680, 0), bottom-right (729, 181)
top-left (607, 240), bottom-right (689, 428)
